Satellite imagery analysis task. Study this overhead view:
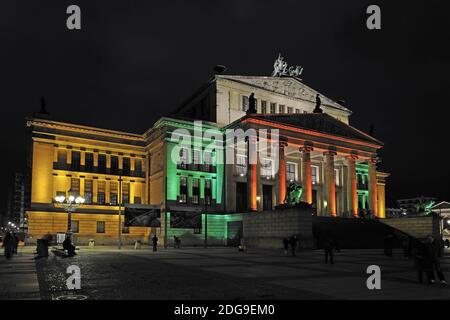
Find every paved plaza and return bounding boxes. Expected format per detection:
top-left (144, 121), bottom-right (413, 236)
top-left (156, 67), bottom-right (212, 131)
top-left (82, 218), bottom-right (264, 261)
top-left (1, 246), bottom-right (450, 300)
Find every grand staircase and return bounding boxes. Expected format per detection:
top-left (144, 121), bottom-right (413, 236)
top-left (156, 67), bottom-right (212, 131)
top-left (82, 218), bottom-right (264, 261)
top-left (312, 216), bottom-right (418, 249)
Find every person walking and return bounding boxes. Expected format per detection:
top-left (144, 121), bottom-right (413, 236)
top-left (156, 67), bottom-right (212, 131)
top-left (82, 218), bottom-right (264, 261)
top-left (12, 233), bottom-right (19, 255)
top-left (2, 232), bottom-right (14, 259)
top-left (323, 238), bottom-right (335, 264)
top-left (429, 236), bottom-right (446, 284)
top-left (282, 238), bottom-right (289, 256)
top-left (152, 234), bottom-right (158, 252)
top-left (289, 235), bottom-right (298, 257)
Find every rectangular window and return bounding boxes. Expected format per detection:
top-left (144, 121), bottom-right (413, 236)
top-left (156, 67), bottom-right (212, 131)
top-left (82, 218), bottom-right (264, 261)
top-left (192, 179), bottom-right (199, 204)
top-left (70, 178), bottom-right (80, 196)
top-left (270, 102), bottom-right (276, 114)
top-left (84, 179), bottom-right (93, 204)
top-left (71, 220), bottom-right (79, 233)
top-left (134, 197), bottom-right (141, 204)
top-left (261, 100), bottom-right (267, 114)
top-left (295, 109), bottom-right (301, 114)
top-left (242, 96), bottom-right (249, 111)
top-left (122, 158), bottom-right (130, 176)
top-left (178, 148), bottom-right (188, 169)
top-left (122, 182), bottom-right (130, 204)
top-left (335, 169), bottom-right (340, 186)
top-left (236, 155), bottom-right (247, 175)
top-left (134, 158), bottom-right (142, 174)
top-left (205, 180), bottom-right (212, 206)
top-left (71, 151), bottom-right (81, 171)
top-left (204, 152), bottom-right (212, 172)
top-left (260, 159), bottom-right (273, 178)
top-left (85, 153), bottom-right (94, 171)
top-left (97, 181), bottom-right (105, 204)
top-left (279, 105), bottom-right (285, 113)
top-left (311, 166), bottom-right (319, 185)
top-left (179, 176), bottom-right (187, 203)
top-left (286, 162), bottom-right (296, 182)
top-left (98, 154), bottom-right (106, 173)
top-left (96, 221), bottom-right (105, 233)
top-left (193, 149), bottom-right (201, 170)
top-left (57, 150), bottom-right (67, 164)
top-left (287, 106), bottom-right (293, 114)
top-left (110, 156), bottom-right (119, 175)
top-left (110, 181), bottom-right (118, 205)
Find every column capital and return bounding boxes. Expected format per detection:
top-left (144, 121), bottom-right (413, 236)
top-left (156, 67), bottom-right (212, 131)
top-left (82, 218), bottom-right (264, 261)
top-left (300, 146), bottom-right (313, 153)
top-left (346, 153), bottom-right (359, 161)
top-left (369, 157), bottom-right (379, 165)
top-left (323, 150), bottom-right (337, 157)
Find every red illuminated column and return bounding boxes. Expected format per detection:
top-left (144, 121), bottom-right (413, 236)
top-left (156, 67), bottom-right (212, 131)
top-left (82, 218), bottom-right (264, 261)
top-left (278, 140), bottom-right (288, 205)
top-left (368, 157), bottom-right (378, 217)
top-left (324, 151), bottom-right (337, 217)
top-left (300, 146), bottom-right (313, 204)
top-left (347, 154), bottom-right (358, 218)
top-left (247, 136), bottom-right (258, 212)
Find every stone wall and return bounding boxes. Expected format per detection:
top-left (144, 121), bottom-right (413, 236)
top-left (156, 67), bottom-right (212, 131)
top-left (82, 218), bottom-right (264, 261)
top-left (381, 216), bottom-right (440, 239)
top-left (242, 207), bottom-right (313, 249)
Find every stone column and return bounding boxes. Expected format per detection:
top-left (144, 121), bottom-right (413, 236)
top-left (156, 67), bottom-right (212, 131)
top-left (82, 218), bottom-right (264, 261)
top-left (247, 136), bottom-right (258, 211)
top-left (278, 140), bottom-right (288, 205)
top-left (347, 154), bottom-right (358, 218)
top-left (324, 151), bottom-right (337, 217)
top-left (300, 146), bottom-right (313, 204)
top-left (368, 158), bottom-right (378, 217)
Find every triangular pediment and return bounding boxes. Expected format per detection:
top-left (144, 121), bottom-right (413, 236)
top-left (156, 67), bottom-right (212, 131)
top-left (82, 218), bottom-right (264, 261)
top-left (218, 75), bottom-right (350, 113)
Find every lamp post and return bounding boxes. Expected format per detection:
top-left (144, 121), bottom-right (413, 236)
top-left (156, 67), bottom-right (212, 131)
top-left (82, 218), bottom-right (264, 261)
top-left (55, 195), bottom-right (85, 238)
top-left (118, 176), bottom-right (123, 249)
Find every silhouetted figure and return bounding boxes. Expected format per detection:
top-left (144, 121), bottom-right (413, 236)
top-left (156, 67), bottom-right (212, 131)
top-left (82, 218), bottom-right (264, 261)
top-left (384, 234), bottom-right (394, 257)
top-left (12, 233), bottom-right (19, 254)
top-left (3, 232), bottom-right (14, 259)
top-left (283, 238), bottom-right (289, 255)
top-left (445, 239), bottom-right (450, 248)
top-left (289, 235), bottom-right (298, 256)
top-left (323, 238), bottom-right (334, 264)
top-left (152, 234), bottom-right (158, 252)
top-left (63, 236), bottom-right (76, 257)
top-left (313, 94), bottom-right (323, 113)
top-left (247, 93), bottom-right (257, 114)
top-left (174, 236), bottom-right (181, 249)
top-left (429, 236), bottom-right (446, 284)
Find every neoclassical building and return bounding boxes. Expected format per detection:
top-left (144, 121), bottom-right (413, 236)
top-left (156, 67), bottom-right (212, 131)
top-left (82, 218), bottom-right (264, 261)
top-left (25, 69), bottom-right (388, 245)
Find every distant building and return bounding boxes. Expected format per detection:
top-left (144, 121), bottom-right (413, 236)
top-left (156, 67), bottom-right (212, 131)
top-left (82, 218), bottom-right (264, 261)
top-left (6, 173), bottom-right (31, 231)
top-left (397, 196), bottom-right (437, 214)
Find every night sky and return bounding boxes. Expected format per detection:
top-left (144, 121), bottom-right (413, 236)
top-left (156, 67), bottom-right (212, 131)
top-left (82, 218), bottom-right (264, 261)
top-left (1, 0), bottom-right (450, 210)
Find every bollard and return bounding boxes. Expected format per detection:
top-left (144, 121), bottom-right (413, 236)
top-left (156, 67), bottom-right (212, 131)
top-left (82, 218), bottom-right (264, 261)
top-left (134, 240), bottom-right (142, 250)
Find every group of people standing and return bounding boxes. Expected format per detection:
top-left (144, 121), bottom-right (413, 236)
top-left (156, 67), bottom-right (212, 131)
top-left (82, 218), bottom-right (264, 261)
top-left (283, 235), bottom-right (300, 256)
top-left (2, 232), bottom-right (19, 259)
top-left (384, 233), bottom-right (446, 285)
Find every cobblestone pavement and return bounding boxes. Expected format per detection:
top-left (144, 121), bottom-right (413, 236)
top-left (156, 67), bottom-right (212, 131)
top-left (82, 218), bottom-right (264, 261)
top-left (32, 246), bottom-right (450, 300)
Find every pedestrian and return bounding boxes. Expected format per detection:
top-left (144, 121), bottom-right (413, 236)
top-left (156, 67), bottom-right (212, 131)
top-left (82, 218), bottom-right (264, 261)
top-left (12, 233), bottom-right (19, 255)
top-left (445, 238), bottom-right (450, 249)
top-left (289, 235), bottom-right (298, 256)
top-left (152, 234), bottom-right (158, 252)
top-left (384, 234), bottom-right (394, 257)
top-left (429, 236), bottom-right (446, 284)
top-left (282, 238), bottom-right (289, 256)
top-left (2, 232), bottom-right (14, 259)
top-left (323, 238), bottom-right (334, 264)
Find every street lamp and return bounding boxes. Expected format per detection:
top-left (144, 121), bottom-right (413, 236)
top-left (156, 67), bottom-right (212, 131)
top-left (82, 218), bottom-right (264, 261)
top-left (54, 195), bottom-right (85, 237)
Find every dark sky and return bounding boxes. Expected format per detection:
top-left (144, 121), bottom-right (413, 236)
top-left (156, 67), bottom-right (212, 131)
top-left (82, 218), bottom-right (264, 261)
top-left (1, 0), bottom-right (450, 209)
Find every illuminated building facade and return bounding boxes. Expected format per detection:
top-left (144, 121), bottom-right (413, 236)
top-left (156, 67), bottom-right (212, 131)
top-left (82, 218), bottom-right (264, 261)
top-left (26, 73), bottom-right (389, 245)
